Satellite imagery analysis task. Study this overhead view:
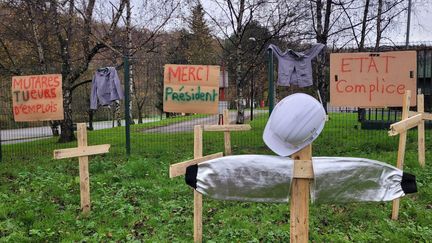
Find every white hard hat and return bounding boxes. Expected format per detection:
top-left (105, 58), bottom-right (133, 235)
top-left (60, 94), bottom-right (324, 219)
top-left (263, 93), bottom-right (326, 156)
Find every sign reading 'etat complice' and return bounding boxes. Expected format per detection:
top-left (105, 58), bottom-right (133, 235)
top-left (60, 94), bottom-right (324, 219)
top-left (330, 51), bottom-right (417, 107)
top-left (12, 74), bottom-right (64, 122)
top-left (163, 64), bottom-right (220, 114)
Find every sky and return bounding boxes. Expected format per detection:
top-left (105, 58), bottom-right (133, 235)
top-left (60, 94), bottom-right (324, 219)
top-left (198, 0), bottom-right (432, 46)
top-left (125, 0), bottom-right (432, 46)
top-left (397, 2), bottom-right (432, 44)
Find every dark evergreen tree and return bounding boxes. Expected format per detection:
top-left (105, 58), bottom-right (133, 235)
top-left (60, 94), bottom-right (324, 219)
top-left (186, 2), bottom-right (217, 65)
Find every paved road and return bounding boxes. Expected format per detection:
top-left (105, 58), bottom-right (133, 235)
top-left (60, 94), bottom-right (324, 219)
top-left (1, 110), bottom-right (267, 144)
top-left (1, 118), bottom-right (158, 145)
top-left (143, 110), bottom-right (267, 133)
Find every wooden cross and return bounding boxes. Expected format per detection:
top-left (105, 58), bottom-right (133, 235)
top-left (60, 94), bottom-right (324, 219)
top-left (290, 145), bottom-right (313, 242)
top-left (169, 117), bottom-right (250, 242)
top-left (169, 123), bottom-right (313, 242)
top-left (204, 109), bottom-right (251, 155)
top-left (388, 90), bottom-right (430, 220)
top-left (53, 123), bottom-right (110, 213)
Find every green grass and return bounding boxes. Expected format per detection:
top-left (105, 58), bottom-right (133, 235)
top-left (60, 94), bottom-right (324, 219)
top-left (1, 113), bottom-right (432, 241)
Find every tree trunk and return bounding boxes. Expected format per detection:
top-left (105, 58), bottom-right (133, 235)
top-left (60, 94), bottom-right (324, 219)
top-left (235, 43), bottom-right (245, 124)
top-left (314, 0), bottom-right (331, 113)
top-left (358, 0), bottom-right (370, 122)
top-left (138, 107), bottom-right (143, 124)
top-left (88, 109), bottom-right (94, 130)
top-left (27, 2), bottom-right (60, 136)
top-left (58, 88), bottom-right (75, 143)
top-left (359, 0), bottom-right (370, 51)
top-left (126, 0), bottom-right (135, 125)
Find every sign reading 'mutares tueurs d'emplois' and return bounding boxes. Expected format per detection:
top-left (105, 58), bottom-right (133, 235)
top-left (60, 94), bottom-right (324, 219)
top-left (12, 74), bottom-right (64, 122)
top-left (163, 64), bottom-right (220, 114)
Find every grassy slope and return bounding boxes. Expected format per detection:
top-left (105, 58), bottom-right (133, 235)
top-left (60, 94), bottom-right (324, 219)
top-left (1, 113), bottom-right (431, 242)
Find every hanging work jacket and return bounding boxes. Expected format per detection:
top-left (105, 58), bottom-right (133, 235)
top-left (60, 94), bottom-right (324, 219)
top-left (268, 43), bottom-right (325, 87)
top-left (90, 67), bottom-right (124, 109)
top-left (185, 155), bottom-right (417, 203)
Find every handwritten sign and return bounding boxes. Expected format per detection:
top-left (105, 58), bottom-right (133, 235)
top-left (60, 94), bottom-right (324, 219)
top-left (330, 51), bottom-right (416, 107)
top-left (163, 64), bottom-right (220, 114)
top-left (12, 74), bottom-right (64, 121)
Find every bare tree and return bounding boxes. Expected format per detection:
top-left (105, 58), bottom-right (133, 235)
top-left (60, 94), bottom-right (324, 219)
top-left (200, 0), bottom-right (307, 123)
top-left (127, 0), bottom-right (180, 121)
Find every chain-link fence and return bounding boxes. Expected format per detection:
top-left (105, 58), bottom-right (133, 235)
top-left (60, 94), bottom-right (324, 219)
top-left (1, 48), bottom-right (431, 162)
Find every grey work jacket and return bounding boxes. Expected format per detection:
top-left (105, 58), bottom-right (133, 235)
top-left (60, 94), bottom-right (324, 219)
top-left (268, 43), bottom-right (325, 87)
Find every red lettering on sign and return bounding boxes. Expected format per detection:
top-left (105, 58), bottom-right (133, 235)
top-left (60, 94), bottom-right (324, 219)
top-left (397, 85), bottom-right (405, 94)
top-left (181, 66), bottom-right (188, 82)
top-left (336, 80), bottom-right (347, 92)
top-left (386, 84), bottom-right (396, 94)
top-left (13, 78), bottom-right (23, 89)
top-left (353, 57), bottom-right (369, 72)
top-left (197, 67), bottom-right (203, 80)
top-left (54, 76), bottom-right (60, 87)
top-left (368, 57), bottom-right (378, 73)
top-left (341, 58), bottom-right (352, 72)
top-left (51, 88), bottom-right (56, 98)
top-left (168, 66), bottom-right (181, 83)
top-left (381, 55), bottom-right (396, 73)
top-left (188, 67), bottom-right (196, 80)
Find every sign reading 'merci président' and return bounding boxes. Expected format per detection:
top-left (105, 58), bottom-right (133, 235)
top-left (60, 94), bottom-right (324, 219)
top-left (330, 51), bottom-right (417, 107)
top-left (163, 64), bottom-right (220, 114)
top-left (12, 74), bottom-right (64, 122)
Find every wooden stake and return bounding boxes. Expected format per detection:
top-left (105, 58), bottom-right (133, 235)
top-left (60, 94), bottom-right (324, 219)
top-left (77, 123), bottom-right (91, 214)
top-left (53, 123), bottom-right (110, 214)
top-left (193, 125), bottom-right (203, 243)
top-left (418, 94), bottom-right (425, 167)
top-left (223, 109), bottom-right (231, 155)
top-left (392, 90), bottom-right (411, 220)
top-left (290, 145), bottom-right (313, 243)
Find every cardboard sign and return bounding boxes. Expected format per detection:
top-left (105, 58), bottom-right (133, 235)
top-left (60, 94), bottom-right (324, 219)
top-left (12, 74), bottom-right (64, 121)
top-left (163, 65), bottom-right (220, 114)
top-left (330, 51), bottom-right (416, 107)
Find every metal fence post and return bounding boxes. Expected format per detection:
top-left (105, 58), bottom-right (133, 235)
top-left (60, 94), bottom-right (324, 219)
top-left (124, 55), bottom-right (131, 156)
top-left (267, 49), bottom-right (275, 115)
top-left (0, 127), bottom-right (2, 162)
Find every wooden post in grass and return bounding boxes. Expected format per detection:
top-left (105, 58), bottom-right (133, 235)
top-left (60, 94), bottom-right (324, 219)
top-left (223, 109), bottom-right (231, 155)
top-left (387, 90), bottom-right (432, 220)
top-left (417, 93), bottom-right (425, 167)
top-left (290, 144), bottom-right (313, 243)
top-left (390, 91), bottom-right (431, 168)
top-left (169, 125), bottom-right (223, 242)
top-left (194, 125), bottom-right (203, 243)
top-left (390, 91), bottom-right (410, 220)
top-left (53, 123), bottom-right (110, 214)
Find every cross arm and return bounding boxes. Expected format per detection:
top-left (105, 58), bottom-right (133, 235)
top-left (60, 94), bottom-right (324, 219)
top-left (409, 111), bottom-right (432, 121)
top-left (169, 152), bottom-right (223, 178)
top-left (53, 144), bottom-right (110, 159)
top-left (203, 124), bottom-right (251, 132)
top-left (388, 114), bottom-right (423, 136)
